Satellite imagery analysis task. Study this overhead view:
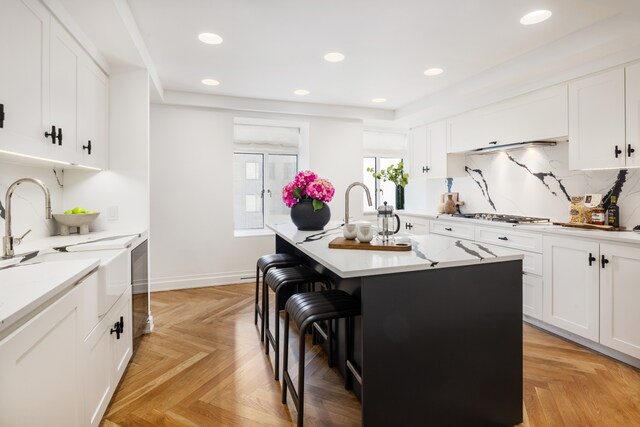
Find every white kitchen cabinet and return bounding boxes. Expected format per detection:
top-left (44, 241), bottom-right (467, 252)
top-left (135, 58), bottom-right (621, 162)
top-left (77, 55), bottom-right (109, 169)
top-left (626, 62), bottom-right (640, 168)
top-left (474, 225), bottom-right (543, 253)
top-left (543, 236), bottom-right (600, 341)
top-left (399, 214), bottom-right (429, 234)
top-left (83, 285), bottom-right (132, 427)
top-left (0, 0), bottom-right (50, 157)
top-left (410, 121), bottom-right (464, 179)
top-left (429, 220), bottom-right (475, 240)
top-left (522, 273), bottom-right (543, 320)
top-left (569, 68), bottom-right (627, 170)
top-left (448, 85), bottom-right (568, 153)
top-left (599, 243), bottom-right (640, 359)
top-left (0, 279), bottom-right (84, 427)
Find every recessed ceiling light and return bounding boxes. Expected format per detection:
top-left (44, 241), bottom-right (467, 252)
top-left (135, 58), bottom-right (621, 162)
top-left (324, 52), bottom-right (345, 62)
top-left (198, 33), bottom-right (223, 45)
top-left (520, 10), bottom-right (552, 25)
top-left (294, 89), bottom-right (310, 95)
top-left (371, 98), bottom-right (387, 103)
top-left (201, 79), bottom-right (220, 86)
top-left (424, 68), bottom-right (444, 77)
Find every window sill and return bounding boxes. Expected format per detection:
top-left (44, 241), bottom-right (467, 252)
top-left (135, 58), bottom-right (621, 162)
top-left (234, 229), bottom-right (275, 238)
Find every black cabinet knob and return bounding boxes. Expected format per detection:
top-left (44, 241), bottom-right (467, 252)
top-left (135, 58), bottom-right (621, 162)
top-left (601, 255), bottom-right (610, 269)
top-left (615, 145), bottom-right (622, 158)
top-left (56, 127), bottom-right (63, 145)
top-left (45, 125), bottom-right (57, 144)
top-left (422, 166), bottom-right (430, 173)
top-left (0, 103), bottom-right (4, 128)
top-left (628, 144), bottom-right (636, 157)
top-left (489, 141), bottom-right (498, 145)
top-left (110, 322), bottom-right (121, 339)
top-left (498, 236), bottom-right (508, 241)
top-left (588, 253), bottom-right (596, 266)
top-left (445, 227), bottom-right (452, 231)
top-left (82, 140), bottom-right (92, 155)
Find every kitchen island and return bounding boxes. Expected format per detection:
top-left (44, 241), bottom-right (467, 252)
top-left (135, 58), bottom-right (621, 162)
top-left (268, 221), bottom-right (524, 426)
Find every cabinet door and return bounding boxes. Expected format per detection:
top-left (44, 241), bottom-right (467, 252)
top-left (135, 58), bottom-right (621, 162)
top-left (448, 111), bottom-right (488, 153)
top-left (626, 63), bottom-right (640, 168)
top-left (83, 315), bottom-right (113, 427)
top-left (0, 0), bottom-right (50, 156)
top-left (50, 19), bottom-right (79, 163)
top-left (112, 286), bottom-right (133, 384)
top-left (409, 125), bottom-right (427, 178)
top-left (77, 55), bottom-right (108, 169)
top-left (543, 236), bottom-right (600, 341)
top-left (522, 273), bottom-right (543, 320)
top-left (427, 120), bottom-right (465, 178)
top-left (569, 68), bottom-right (626, 170)
top-left (400, 215), bottom-right (429, 235)
top-left (599, 243), bottom-right (640, 359)
top-left (0, 285), bottom-right (82, 427)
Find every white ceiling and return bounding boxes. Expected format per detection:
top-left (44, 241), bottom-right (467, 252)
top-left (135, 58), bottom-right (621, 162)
top-left (122, 0), bottom-right (640, 111)
top-left (53, 0), bottom-right (640, 123)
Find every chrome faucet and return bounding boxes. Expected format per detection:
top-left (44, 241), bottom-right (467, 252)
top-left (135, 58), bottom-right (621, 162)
top-left (3, 178), bottom-right (52, 258)
top-left (344, 182), bottom-right (372, 224)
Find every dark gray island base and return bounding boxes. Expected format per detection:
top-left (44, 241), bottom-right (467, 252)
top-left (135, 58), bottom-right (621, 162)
top-left (275, 233), bottom-right (523, 426)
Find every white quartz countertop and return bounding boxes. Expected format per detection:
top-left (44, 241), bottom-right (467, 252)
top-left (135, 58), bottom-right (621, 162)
top-left (0, 259), bottom-right (98, 335)
top-left (267, 221), bottom-right (523, 278)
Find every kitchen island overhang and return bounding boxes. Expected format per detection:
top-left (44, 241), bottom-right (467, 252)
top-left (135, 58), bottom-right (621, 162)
top-left (268, 221), bottom-right (524, 426)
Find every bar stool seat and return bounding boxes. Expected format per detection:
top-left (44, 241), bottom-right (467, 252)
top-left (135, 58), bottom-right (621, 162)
top-left (255, 253), bottom-right (302, 342)
top-left (264, 266), bottom-right (331, 380)
top-left (282, 290), bottom-right (361, 427)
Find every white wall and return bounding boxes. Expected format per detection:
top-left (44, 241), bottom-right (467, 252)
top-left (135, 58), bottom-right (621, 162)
top-left (149, 103), bottom-right (364, 291)
top-left (63, 68), bottom-right (150, 232)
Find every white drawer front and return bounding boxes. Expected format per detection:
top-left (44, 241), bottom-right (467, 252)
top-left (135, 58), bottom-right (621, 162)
top-left (523, 273), bottom-right (543, 320)
top-left (521, 251), bottom-right (543, 276)
top-left (474, 226), bottom-right (542, 253)
top-left (401, 215), bottom-right (429, 235)
top-left (430, 220), bottom-right (475, 240)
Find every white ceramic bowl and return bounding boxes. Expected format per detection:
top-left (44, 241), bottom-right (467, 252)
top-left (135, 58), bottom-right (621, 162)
top-left (53, 213), bottom-right (100, 235)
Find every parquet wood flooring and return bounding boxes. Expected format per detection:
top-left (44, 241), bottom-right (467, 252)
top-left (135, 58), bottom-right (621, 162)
top-left (101, 283), bottom-right (640, 427)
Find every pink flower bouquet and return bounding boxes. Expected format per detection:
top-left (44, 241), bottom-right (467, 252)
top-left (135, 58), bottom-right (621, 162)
top-left (282, 170), bottom-right (335, 211)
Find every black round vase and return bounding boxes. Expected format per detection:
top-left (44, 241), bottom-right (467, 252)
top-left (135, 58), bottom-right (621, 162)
top-left (290, 199), bottom-right (331, 230)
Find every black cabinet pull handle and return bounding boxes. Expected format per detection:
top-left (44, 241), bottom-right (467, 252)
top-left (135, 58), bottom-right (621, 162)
top-left (110, 322), bottom-right (121, 339)
top-left (56, 127), bottom-right (63, 145)
top-left (615, 145), bottom-right (622, 158)
top-left (445, 227), bottom-right (452, 231)
top-left (601, 255), bottom-right (609, 269)
top-left (408, 223), bottom-right (413, 230)
top-left (588, 253), bottom-right (596, 266)
top-left (628, 144), bottom-right (636, 157)
top-left (422, 166), bottom-right (430, 173)
top-left (119, 316), bottom-right (124, 333)
top-left (82, 140), bottom-right (92, 155)
top-left (489, 141), bottom-right (498, 145)
top-left (0, 103), bottom-right (4, 128)
top-left (45, 125), bottom-right (57, 144)
top-left (498, 236), bottom-right (508, 241)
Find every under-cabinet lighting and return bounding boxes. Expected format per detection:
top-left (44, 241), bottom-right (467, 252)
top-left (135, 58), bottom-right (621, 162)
top-left (324, 52), bottom-right (345, 62)
top-left (423, 68), bottom-right (444, 76)
top-left (520, 10), bottom-right (552, 25)
top-left (371, 98), bottom-right (387, 103)
top-left (202, 79), bottom-right (220, 86)
top-left (198, 33), bottom-right (223, 45)
top-left (472, 141), bottom-right (556, 154)
top-left (294, 89), bottom-right (310, 95)
top-left (0, 150), bottom-right (102, 170)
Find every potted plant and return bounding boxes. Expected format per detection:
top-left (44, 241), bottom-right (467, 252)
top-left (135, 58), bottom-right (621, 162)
top-left (282, 170), bottom-right (335, 230)
top-left (366, 161), bottom-right (409, 209)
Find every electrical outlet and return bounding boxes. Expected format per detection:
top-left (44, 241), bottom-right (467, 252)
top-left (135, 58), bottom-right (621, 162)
top-left (107, 205), bottom-right (119, 220)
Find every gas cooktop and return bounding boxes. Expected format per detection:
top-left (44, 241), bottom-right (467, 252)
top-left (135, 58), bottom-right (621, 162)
top-left (452, 213), bottom-right (550, 224)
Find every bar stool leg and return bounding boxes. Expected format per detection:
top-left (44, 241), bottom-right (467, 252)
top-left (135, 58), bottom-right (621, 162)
top-left (265, 286), bottom-right (270, 356)
top-left (274, 288), bottom-right (281, 380)
top-left (254, 265), bottom-right (260, 325)
top-left (282, 310), bottom-right (290, 404)
top-left (345, 316), bottom-right (352, 390)
top-left (328, 319), bottom-right (334, 368)
top-left (297, 324), bottom-right (307, 427)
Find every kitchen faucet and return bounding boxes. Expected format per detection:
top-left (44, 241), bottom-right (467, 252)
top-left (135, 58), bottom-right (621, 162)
top-left (2, 178), bottom-right (52, 258)
top-left (344, 182), bottom-right (372, 224)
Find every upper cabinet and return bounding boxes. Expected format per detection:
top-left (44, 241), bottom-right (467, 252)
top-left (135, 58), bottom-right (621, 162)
top-left (0, 0), bottom-right (50, 158)
top-left (625, 63), bottom-right (640, 169)
top-left (0, 0), bottom-right (108, 170)
top-left (448, 85), bottom-right (568, 153)
top-left (409, 120), bottom-right (465, 179)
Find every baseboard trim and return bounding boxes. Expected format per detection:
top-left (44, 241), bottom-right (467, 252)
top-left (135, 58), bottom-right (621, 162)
top-left (150, 270), bottom-right (255, 292)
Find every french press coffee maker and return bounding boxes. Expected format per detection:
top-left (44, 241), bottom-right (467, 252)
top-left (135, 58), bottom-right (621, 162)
top-left (376, 202), bottom-right (401, 242)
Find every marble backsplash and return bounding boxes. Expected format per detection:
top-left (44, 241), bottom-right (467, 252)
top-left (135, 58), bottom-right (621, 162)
top-left (414, 143), bottom-right (640, 227)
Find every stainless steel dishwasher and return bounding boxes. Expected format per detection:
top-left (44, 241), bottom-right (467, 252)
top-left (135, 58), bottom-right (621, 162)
top-left (131, 239), bottom-right (148, 355)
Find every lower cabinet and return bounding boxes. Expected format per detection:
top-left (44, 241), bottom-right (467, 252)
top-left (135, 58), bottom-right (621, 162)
top-left (522, 273), bottom-right (543, 320)
top-left (399, 214), bottom-right (429, 235)
top-left (599, 243), bottom-right (640, 359)
top-left (83, 286), bottom-right (132, 427)
top-left (543, 236), bottom-right (600, 341)
top-left (0, 277), bottom-right (85, 427)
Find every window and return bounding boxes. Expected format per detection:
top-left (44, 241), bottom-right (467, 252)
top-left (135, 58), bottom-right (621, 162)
top-left (362, 129), bottom-right (408, 209)
top-left (233, 121), bottom-right (300, 231)
top-left (363, 157), bottom-right (403, 209)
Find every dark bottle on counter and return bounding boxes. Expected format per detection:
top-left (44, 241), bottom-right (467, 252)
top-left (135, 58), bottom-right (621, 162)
top-left (607, 195), bottom-right (620, 227)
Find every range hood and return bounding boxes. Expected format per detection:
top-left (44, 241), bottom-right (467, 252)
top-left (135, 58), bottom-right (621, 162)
top-left (471, 140), bottom-right (559, 154)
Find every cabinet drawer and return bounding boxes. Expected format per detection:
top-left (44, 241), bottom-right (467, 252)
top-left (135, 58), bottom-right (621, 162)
top-left (400, 215), bottom-right (429, 235)
top-left (474, 226), bottom-right (542, 253)
top-left (523, 273), bottom-right (543, 320)
top-left (430, 220), bottom-right (475, 240)
top-left (521, 251), bottom-right (543, 276)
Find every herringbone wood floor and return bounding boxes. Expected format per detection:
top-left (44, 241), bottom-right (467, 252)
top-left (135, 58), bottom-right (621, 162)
top-left (101, 283), bottom-right (640, 427)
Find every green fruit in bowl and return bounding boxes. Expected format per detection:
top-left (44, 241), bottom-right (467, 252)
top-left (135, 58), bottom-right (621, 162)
top-left (64, 209), bottom-right (73, 215)
top-left (86, 210), bottom-right (97, 214)
top-left (72, 207), bottom-right (86, 214)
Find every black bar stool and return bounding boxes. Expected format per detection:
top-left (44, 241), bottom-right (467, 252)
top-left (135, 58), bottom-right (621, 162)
top-left (281, 290), bottom-right (361, 427)
top-left (255, 253), bottom-right (302, 342)
top-left (264, 266), bottom-right (331, 380)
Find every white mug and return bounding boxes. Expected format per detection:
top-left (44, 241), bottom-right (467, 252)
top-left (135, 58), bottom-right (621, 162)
top-left (343, 223), bottom-right (357, 240)
top-left (356, 223), bottom-right (374, 243)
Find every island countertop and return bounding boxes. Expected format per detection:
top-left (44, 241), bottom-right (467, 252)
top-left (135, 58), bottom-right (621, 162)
top-left (267, 221), bottom-right (523, 278)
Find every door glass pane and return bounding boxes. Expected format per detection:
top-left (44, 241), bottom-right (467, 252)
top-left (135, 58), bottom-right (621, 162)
top-left (363, 157), bottom-right (376, 210)
top-left (265, 154), bottom-right (297, 222)
top-left (379, 157), bottom-right (402, 208)
top-left (233, 153), bottom-right (264, 229)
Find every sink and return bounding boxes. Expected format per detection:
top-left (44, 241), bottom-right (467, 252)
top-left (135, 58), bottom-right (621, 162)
top-left (29, 249), bottom-right (130, 316)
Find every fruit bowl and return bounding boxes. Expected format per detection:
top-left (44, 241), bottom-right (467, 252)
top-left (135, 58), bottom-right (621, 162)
top-left (53, 213), bottom-right (100, 235)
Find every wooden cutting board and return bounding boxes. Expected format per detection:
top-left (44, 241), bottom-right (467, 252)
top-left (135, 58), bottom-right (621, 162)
top-left (553, 222), bottom-right (625, 231)
top-left (328, 237), bottom-right (412, 251)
